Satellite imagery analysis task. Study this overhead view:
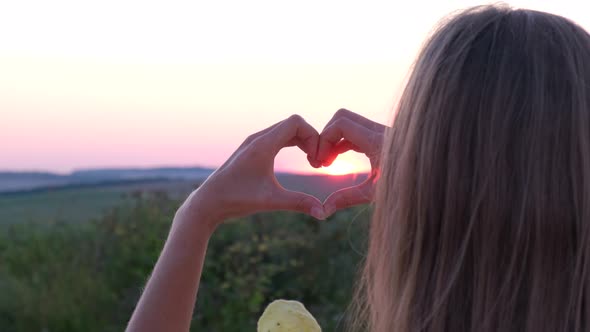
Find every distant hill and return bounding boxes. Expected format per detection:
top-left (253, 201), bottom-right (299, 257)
top-left (0, 172), bottom-right (70, 193)
top-left (0, 168), bottom-right (369, 224)
top-left (0, 167), bottom-right (369, 199)
top-left (0, 167), bottom-right (215, 194)
top-left (70, 167), bottom-right (214, 180)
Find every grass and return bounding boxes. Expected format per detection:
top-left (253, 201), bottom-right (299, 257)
top-left (0, 173), bottom-right (368, 225)
top-left (0, 179), bottom-right (198, 225)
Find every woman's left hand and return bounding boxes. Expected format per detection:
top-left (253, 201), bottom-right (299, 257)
top-left (184, 115), bottom-right (326, 232)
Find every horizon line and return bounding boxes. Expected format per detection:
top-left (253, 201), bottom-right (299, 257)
top-left (0, 165), bottom-right (369, 177)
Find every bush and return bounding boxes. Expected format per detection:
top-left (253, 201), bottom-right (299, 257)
top-left (0, 191), bottom-right (370, 331)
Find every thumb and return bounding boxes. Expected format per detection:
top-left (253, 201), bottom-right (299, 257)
top-left (273, 188), bottom-right (326, 220)
top-left (323, 181), bottom-right (373, 217)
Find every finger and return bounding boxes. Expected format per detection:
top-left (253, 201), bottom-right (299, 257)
top-left (219, 121), bottom-right (284, 170)
top-left (334, 139), bottom-right (362, 154)
top-left (273, 188), bottom-right (326, 220)
top-left (307, 154), bottom-right (323, 168)
top-left (286, 137), bottom-right (322, 168)
top-left (324, 108), bottom-right (387, 134)
top-left (258, 114), bottom-right (320, 157)
top-left (323, 180), bottom-right (373, 217)
top-left (312, 108), bottom-right (385, 166)
top-left (317, 117), bottom-right (378, 166)
top-left (321, 139), bottom-right (361, 167)
top-left (284, 136), bottom-right (317, 155)
top-left (239, 121), bottom-right (283, 150)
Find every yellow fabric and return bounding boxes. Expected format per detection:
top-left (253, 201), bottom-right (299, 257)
top-left (257, 300), bottom-right (322, 332)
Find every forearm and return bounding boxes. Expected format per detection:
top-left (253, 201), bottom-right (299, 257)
top-left (127, 191), bottom-right (219, 332)
top-left (126, 114), bottom-right (337, 330)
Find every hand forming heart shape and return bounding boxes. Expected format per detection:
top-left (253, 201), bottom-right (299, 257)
top-left (195, 109), bottom-right (387, 231)
top-left (311, 109), bottom-right (386, 216)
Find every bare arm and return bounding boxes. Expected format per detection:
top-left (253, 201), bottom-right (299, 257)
top-left (125, 191), bottom-right (217, 332)
top-left (126, 115), bottom-right (327, 332)
top-left (126, 110), bottom-right (385, 331)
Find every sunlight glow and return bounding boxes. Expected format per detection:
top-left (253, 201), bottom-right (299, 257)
top-left (319, 158), bottom-right (363, 176)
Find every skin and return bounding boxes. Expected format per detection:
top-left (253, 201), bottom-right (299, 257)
top-left (126, 110), bottom-right (386, 332)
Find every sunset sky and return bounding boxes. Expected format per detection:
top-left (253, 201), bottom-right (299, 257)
top-left (1, 0), bottom-right (589, 175)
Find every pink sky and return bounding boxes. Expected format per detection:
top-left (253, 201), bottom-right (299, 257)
top-left (1, 0), bottom-right (588, 174)
top-left (0, 61), bottom-right (401, 174)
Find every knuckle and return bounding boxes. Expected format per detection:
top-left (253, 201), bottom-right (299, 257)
top-left (332, 117), bottom-right (349, 129)
top-left (287, 114), bottom-right (304, 125)
top-left (243, 134), bottom-right (257, 145)
top-left (320, 125), bottom-right (341, 145)
top-left (335, 108), bottom-right (350, 118)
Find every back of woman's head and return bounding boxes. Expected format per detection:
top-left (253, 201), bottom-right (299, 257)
top-left (354, 5), bottom-right (590, 332)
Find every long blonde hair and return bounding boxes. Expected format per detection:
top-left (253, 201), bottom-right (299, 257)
top-left (352, 5), bottom-right (590, 332)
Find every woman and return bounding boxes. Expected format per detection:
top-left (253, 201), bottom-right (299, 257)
top-left (128, 5), bottom-right (590, 332)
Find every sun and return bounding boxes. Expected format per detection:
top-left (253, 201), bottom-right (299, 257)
top-left (318, 158), bottom-right (361, 176)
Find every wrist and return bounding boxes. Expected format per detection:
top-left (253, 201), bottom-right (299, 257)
top-left (174, 188), bottom-right (224, 238)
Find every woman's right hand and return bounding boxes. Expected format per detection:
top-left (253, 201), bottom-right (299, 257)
top-left (179, 114), bottom-right (326, 234)
top-left (312, 109), bottom-right (388, 217)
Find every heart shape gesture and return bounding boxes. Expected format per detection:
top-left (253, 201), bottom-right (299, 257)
top-left (195, 110), bottom-right (386, 231)
top-left (312, 109), bottom-right (386, 216)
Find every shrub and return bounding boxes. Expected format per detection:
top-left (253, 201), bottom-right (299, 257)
top-left (0, 192), bottom-right (369, 331)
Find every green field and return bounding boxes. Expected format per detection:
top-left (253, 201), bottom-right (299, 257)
top-left (0, 173), bottom-right (367, 225)
top-left (0, 180), bottom-right (198, 225)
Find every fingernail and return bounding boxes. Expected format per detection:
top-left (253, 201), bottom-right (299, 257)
top-left (311, 206), bottom-right (326, 220)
